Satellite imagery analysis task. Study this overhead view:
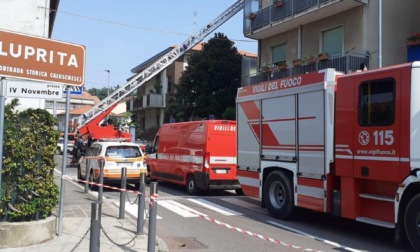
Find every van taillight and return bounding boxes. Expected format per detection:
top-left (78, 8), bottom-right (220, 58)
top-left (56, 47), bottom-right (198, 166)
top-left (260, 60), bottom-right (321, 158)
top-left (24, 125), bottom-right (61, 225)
top-left (204, 152), bottom-right (210, 170)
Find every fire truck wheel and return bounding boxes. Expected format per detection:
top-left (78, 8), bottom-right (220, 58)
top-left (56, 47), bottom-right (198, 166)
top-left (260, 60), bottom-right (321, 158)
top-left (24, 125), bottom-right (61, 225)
top-left (404, 193), bottom-right (420, 251)
top-left (187, 175), bottom-right (198, 195)
top-left (89, 170), bottom-right (98, 191)
top-left (263, 171), bottom-right (294, 219)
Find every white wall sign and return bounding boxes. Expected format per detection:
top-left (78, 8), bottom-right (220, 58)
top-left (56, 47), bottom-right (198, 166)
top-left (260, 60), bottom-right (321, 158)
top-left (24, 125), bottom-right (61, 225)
top-left (5, 80), bottom-right (63, 99)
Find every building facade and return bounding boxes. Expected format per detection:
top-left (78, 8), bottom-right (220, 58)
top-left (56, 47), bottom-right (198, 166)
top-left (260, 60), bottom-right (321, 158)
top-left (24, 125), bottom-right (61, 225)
top-left (243, 0), bottom-right (420, 85)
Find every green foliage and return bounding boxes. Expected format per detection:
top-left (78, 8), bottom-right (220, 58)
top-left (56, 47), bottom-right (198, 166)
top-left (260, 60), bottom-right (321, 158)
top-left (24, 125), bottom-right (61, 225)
top-left (168, 32), bottom-right (242, 121)
top-left (1, 99), bottom-right (59, 222)
top-left (222, 107), bottom-right (236, 120)
top-left (86, 86), bottom-right (119, 100)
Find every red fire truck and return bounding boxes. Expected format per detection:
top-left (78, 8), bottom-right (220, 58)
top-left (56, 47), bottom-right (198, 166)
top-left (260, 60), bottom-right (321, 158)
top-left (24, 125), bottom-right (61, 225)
top-left (146, 120), bottom-right (241, 195)
top-left (236, 62), bottom-right (420, 250)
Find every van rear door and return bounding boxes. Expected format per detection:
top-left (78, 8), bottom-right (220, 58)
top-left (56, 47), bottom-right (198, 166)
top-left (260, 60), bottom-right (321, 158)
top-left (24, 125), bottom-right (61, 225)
top-left (206, 121), bottom-right (237, 181)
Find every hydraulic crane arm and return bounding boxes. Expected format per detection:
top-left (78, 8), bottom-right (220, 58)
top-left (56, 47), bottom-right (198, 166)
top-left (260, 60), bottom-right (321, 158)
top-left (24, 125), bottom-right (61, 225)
top-left (78, 0), bottom-right (244, 127)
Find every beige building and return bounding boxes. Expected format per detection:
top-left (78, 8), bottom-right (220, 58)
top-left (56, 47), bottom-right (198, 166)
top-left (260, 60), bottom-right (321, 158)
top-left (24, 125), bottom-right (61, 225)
top-left (243, 0), bottom-right (420, 83)
top-left (129, 44), bottom-right (257, 141)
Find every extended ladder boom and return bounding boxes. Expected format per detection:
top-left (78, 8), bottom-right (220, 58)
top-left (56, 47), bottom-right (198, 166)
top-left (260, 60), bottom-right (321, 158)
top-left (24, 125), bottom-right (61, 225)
top-left (78, 0), bottom-right (244, 127)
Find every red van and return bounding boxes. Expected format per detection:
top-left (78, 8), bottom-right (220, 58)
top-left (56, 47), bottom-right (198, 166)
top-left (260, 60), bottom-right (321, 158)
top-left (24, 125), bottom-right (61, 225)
top-left (146, 120), bottom-right (241, 195)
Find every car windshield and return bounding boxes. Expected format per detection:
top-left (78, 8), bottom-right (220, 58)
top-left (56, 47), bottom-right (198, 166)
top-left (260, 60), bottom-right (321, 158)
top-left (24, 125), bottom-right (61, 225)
top-left (105, 146), bottom-right (141, 158)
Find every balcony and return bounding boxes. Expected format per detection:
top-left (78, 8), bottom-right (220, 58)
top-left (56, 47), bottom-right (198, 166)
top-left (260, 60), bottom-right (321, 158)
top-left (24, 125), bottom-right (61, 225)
top-left (132, 93), bottom-right (164, 110)
top-left (245, 0), bottom-right (367, 39)
top-left (248, 54), bottom-right (369, 85)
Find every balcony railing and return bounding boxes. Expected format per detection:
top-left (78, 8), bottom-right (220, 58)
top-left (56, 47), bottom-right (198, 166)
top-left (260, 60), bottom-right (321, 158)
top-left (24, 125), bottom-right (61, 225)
top-left (248, 54), bottom-right (369, 85)
top-left (245, 0), bottom-right (366, 36)
top-left (132, 93), bottom-right (164, 110)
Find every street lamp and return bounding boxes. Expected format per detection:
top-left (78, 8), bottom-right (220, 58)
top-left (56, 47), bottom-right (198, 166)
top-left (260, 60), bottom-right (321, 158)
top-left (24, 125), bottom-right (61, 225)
top-left (105, 70), bottom-right (110, 97)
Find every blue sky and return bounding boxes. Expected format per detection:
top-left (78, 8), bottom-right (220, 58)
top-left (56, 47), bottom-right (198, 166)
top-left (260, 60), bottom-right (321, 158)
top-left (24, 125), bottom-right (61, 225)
top-left (52, 1), bottom-right (257, 90)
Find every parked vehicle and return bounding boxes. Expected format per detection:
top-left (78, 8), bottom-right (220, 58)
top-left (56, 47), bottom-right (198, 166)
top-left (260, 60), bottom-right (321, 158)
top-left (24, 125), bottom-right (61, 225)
top-left (77, 141), bottom-right (146, 189)
top-left (56, 137), bottom-right (74, 155)
top-left (146, 120), bottom-right (241, 195)
top-left (236, 62), bottom-right (420, 250)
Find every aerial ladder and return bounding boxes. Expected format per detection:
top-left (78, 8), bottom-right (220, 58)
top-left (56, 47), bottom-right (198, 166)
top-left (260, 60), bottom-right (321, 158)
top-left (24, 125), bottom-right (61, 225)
top-left (77, 0), bottom-right (244, 137)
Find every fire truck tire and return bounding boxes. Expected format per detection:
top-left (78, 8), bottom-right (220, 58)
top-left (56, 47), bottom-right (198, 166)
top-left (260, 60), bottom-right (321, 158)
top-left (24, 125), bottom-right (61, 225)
top-left (263, 171), bottom-right (294, 219)
top-left (89, 170), bottom-right (98, 191)
top-left (404, 193), bottom-right (420, 252)
top-left (187, 175), bottom-right (198, 195)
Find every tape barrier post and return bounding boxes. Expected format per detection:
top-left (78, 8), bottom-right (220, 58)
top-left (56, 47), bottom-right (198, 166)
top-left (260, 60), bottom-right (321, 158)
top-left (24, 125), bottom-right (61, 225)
top-left (137, 171), bottom-right (146, 234)
top-left (119, 167), bottom-right (127, 219)
top-left (98, 159), bottom-right (104, 202)
top-left (84, 159), bottom-right (89, 193)
top-left (147, 182), bottom-right (158, 252)
top-left (90, 201), bottom-right (101, 252)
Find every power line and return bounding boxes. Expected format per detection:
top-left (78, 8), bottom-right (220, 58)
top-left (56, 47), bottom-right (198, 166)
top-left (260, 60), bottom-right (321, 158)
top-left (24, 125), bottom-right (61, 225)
top-left (45, 7), bottom-right (256, 44)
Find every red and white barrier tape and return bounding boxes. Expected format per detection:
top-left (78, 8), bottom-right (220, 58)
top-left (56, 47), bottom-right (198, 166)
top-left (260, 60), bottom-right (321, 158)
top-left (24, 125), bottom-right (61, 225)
top-left (189, 209), bottom-right (323, 251)
top-left (62, 175), bottom-right (146, 197)
top-left (63, 175), bottom-right (322, 251)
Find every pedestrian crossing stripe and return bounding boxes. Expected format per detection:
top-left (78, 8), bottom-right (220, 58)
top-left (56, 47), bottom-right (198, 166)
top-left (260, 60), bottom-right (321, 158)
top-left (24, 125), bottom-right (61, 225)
top-left (63, 86), bottom-right (83, 95)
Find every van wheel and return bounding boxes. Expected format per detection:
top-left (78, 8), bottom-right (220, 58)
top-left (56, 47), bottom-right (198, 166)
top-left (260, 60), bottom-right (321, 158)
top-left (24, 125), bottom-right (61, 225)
top-left (56, 148), bottom-right (62, 155)
top-left (235, 189), bottom-right (244, 195)
top-left (187, 175), bottom-right (198, 195)
top-left (404, 193), bottom-right (420, 251)
top-left (89, 170), bottom-right (98, 191)
top-left (263, 171), bottom-right (294, 219)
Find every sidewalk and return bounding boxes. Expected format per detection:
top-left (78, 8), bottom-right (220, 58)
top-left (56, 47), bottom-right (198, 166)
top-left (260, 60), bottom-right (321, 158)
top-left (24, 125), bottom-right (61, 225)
top-left (2, 173), bottom-right (168, 252)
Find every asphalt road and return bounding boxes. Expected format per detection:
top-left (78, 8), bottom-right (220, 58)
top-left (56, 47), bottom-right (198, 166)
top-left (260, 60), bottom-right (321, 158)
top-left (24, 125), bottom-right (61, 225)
top-left (56, 155), bottom-right (414, 252)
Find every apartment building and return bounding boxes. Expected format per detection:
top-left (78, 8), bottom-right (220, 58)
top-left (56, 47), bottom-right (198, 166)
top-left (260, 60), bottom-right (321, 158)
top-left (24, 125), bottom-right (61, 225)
top-left (128, 44), bottom-right (257, 141)
top-left (243, 0), bottom-right (420, 84)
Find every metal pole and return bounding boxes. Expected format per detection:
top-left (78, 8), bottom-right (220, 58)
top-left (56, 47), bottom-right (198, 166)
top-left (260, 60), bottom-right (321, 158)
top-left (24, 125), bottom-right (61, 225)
top-left (137, 172), bottom-right (146, 234)
top-left (58, 85), bottom-right (71, 236)
top-left (98, 159), bottom-right (104, 202)
top-left (148, 182), bottom-right (158, 252)
top-left (89, 201), bottom-right (101, 252)
top-left (0, 78), bottom-right (6, 205)
top-left (119, 167), bottom-right (127, 219)
top-left (84, 159), bottom-right (89, 193)
top-left (378, 0), bottom-right (382, 68)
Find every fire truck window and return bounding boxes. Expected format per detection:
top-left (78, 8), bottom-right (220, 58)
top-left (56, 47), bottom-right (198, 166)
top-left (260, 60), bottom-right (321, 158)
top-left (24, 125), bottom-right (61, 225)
top-left (358, 78), bottom-right (395, 126)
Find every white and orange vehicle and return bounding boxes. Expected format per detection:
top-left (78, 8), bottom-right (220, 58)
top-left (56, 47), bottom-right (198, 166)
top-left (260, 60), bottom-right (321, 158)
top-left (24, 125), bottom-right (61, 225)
top-left (77, 141), bottom-right (146, 190)
top-left (236, 62), bottom-right (420, 250)
top-left (146, 120), bottom-right (241, 195)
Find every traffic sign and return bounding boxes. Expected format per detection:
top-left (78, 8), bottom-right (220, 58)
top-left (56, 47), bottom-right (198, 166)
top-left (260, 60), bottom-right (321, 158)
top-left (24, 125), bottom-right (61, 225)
top-left (63, 86), bottom-right (83, 95)
top-left (0, 29), bottom-right (85, 86)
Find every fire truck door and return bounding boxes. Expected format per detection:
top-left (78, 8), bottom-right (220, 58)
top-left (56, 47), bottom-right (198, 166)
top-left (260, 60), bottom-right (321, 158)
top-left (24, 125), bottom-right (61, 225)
top-left (261, 95), bottom-right (296, 162)
top-left (353, 73), bottom-right (401, 182)
top-left (297, 90), bottom-right (326, 178)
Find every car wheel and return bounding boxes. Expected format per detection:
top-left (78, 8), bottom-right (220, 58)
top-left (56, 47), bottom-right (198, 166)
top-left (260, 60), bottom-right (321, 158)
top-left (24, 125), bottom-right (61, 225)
top-left (88, 170), bottom-right (98, 191)
top-left (404, 193), bottom-right (420, 251)
top-left (186, 175), bottom-right (198, 195)
top-left (263, 171), bottom-right (295, 219)
top-left (56, 148), bottom-right (62, 155)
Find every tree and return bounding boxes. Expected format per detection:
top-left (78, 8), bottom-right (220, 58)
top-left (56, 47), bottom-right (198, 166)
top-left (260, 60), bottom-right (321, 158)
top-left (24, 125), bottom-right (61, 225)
top-left (168, 33), bottom-right (242, 121)
top-left (87, 86), bottom-right (119, 100)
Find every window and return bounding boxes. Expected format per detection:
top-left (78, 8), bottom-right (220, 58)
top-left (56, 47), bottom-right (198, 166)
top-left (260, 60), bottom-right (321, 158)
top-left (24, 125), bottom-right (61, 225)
top-left (321, 26), bottom-right (343, 57)
top-left (358, 78), bottom-right (395, 126)
top-left (272, 43), bottom-right (286, 66)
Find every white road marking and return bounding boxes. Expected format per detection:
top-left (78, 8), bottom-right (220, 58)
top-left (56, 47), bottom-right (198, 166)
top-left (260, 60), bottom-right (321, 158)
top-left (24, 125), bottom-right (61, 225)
top-left (188, 198), bottom-right (243, 216)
